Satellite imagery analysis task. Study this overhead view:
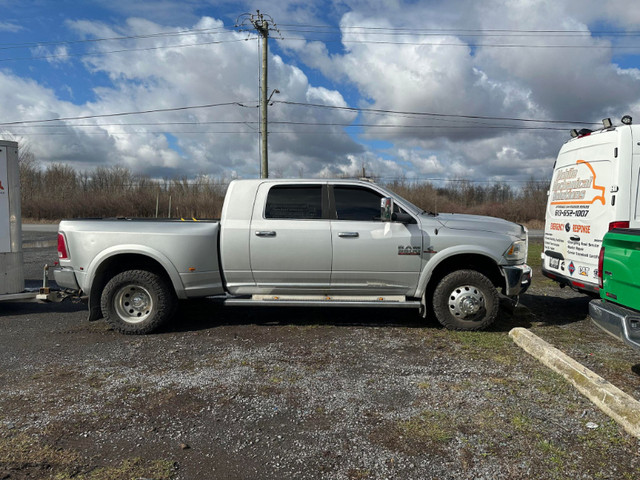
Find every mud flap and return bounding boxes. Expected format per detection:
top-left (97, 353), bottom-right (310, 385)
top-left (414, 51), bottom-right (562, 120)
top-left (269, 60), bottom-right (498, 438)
top-left (87, 291), bottom-right (103, 321)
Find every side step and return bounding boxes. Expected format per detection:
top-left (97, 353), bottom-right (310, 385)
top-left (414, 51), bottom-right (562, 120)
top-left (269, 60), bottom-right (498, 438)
top-left (223, 294), bottom-right (422, 309)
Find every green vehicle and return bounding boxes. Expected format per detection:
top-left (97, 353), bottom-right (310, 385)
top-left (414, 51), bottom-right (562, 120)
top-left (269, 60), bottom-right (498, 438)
top-left (589, 228), bottom-right (640, 350)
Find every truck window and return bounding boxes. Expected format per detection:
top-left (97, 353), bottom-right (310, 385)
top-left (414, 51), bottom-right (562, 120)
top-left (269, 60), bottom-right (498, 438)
top-left (334, 186), bottom-right (383, 221)
top-left (265, 186), bottom-right (322, 219)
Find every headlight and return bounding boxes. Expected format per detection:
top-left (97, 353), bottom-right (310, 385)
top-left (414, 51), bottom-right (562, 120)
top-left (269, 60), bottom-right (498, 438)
top-left (503, 240), bottom-right (527, 263)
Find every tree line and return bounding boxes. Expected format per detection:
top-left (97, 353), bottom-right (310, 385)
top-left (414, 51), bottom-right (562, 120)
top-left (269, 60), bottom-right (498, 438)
top-left (19, 160), bottom-right (549, 225)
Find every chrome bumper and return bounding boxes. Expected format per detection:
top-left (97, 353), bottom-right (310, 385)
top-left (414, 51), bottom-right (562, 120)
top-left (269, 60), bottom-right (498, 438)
top-left (589, 299), bottom-right (640, 351)
top-left (501, 264), bottom-right (532, 296)
top-left (53, 267), bottom-right (80, 292)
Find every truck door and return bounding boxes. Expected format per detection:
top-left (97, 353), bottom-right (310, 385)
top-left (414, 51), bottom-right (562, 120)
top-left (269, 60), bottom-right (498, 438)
top-left (249, 183), bottom-right (332, 292)
top-left (329, 185), bottom-right (422, 295)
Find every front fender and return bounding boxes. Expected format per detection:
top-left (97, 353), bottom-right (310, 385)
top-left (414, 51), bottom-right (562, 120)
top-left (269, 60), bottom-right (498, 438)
top-left (415, 244), bottom-right (502, 297)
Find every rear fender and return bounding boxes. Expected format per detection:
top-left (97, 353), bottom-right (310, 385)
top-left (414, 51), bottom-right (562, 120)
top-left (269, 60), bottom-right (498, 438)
top-left (84, 245), bottom-right (186, 300)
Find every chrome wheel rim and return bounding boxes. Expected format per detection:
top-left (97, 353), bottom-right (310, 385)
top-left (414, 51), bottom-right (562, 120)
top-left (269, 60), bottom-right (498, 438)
top-left (448, 285), bottom-right (485, 320)
top-left (114, 285), bottom-right (153, 324)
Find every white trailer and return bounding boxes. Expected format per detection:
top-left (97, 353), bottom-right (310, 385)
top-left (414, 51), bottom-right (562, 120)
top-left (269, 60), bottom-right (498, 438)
top-left (0, 140), bottom-right (51, 302)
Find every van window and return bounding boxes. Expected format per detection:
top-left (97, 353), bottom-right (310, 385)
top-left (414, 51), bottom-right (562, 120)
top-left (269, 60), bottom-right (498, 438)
top-left (265, 186), bottom-right (322, 219)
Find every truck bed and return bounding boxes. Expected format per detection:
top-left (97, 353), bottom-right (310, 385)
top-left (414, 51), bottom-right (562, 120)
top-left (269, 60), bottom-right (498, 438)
top-left (58, 218), bottom-right (224, 299)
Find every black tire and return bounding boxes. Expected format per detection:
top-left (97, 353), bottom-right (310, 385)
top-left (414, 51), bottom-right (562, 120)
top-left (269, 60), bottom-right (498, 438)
top-left (100, 269), bottom-right (177, 334)
top-left (432, 269), bottom-right (499, 331)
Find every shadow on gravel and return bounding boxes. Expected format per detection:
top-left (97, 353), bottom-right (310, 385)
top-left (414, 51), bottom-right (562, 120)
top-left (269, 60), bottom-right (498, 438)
top-left (519, 292), bottom-right (591, 326)
top-left (155, 298), bottom-right (536, 335)
top-left (630, 364), bottom-right (640, 377)
top-left (0, 299), bottom-right (86, 317)
top-left (162, 300), bottom-right (432, 334)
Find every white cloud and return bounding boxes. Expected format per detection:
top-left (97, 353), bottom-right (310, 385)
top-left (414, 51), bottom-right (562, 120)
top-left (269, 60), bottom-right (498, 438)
top-left (2, 0), bottom-right (640, 186)
top-left (279, 0), bottom-right (640, 182)
top-left (0, 21), bottom-right (21, 33)
top-left (0, 15), bottom-right (363, 178)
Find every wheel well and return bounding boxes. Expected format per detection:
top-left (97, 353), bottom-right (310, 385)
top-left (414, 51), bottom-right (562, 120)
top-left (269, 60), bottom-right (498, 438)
top-left (88, 254), bottom-right (171, 321)
top-left (425, 254), bottom-right (504, 302)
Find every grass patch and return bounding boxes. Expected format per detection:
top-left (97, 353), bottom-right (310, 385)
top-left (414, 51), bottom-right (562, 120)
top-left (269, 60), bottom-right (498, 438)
top-left (511, 414), bottom-right (533, 433)
top-left (0, 432), bottom-right (175, 480)
top-left (70, 458), bottom-right (175, 480)
top-left (347, 468), bottom-right (371, 480)
top-left (397, 410), bottom-right (455, 445)
top-left (528, 240), bottom-right (543, 268)
top-left (445, 330), bottom-right (517, 365)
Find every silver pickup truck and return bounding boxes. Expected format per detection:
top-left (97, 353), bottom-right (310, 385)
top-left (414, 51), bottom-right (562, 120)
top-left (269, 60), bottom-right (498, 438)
top-left (54, 179), bottom-right (531, 334)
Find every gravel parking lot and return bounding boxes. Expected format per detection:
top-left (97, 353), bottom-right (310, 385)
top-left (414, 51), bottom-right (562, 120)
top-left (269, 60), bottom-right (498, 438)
top-left (1, 231), bottom-right (639, 479)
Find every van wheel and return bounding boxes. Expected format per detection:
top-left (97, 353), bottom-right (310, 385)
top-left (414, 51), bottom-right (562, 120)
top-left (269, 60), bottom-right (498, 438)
top-left (100, 269), bottom-right (177, 334)
top-left (432, 270), bottom-right (499, 331)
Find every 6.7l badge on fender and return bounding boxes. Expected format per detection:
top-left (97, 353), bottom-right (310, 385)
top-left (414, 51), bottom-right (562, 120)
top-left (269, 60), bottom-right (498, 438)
top-left (398, 246), bottom-right (421, 256)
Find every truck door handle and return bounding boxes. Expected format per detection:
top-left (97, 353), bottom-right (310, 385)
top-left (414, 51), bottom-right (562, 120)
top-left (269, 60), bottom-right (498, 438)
top-left (569, 235), bottom-right (580, 242)
top-left (255, 231), bottom-right (276, 237)
top-left (338, 232), bottom-right (359, 238)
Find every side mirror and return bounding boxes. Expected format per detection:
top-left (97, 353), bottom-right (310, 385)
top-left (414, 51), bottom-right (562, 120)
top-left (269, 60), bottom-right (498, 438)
top-left (392, 212), bottom-right (413, 224)
top-left (380, 197), bottom-right (393, 222)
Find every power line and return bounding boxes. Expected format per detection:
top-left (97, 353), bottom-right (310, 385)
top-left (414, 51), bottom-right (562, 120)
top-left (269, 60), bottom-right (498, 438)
top-left (0, 102), bottom-right (255, 126)
top-left (0, 26), bottom-right (232, 50)
top-left (278, 36), bottom-right (638, 49)
top-left (272, 100), bottom-right (598, 126)
top-left (0, 99), bottom-right (597, 132)
top-left (0, 37), bottom-right (254, 63)
top-left (277, 23), bottom-right (640, 35)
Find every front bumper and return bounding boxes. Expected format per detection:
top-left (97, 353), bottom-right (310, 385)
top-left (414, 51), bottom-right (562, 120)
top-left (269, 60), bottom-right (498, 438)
top-left (53, 266), bottom-right (80, 292)
top-left (500, 264), bottom-right (532, 296)
top-left (589, 299), bottom-right (640, 351)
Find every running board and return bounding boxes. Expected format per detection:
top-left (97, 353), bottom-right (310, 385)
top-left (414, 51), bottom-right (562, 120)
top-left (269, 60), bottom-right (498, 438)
top-left (223, 294), bottom-right (421, 309)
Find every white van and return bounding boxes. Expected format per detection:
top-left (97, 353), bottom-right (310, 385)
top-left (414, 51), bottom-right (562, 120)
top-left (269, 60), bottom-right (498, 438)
top-left (542, 116), bottom-right (640, 294)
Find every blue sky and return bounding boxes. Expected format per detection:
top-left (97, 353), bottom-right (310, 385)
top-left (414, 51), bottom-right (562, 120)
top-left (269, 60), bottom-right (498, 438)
top-left (1, 0), bottom-right (640, 185)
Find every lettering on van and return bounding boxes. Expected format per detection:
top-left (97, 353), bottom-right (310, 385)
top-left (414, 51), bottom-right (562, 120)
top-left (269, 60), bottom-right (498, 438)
top-left (550, 160), bottom-right (606, 206)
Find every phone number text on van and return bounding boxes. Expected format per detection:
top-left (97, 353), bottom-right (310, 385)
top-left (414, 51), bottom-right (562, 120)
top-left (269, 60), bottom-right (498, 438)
top-left (554, 209), bottom-right (589, 217)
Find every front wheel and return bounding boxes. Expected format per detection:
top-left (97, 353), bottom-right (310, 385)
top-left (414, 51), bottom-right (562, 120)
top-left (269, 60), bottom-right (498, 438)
top-left (100, 269), bottom-right (177, 334)
top-left (432, 270), bottom-right (499, 331)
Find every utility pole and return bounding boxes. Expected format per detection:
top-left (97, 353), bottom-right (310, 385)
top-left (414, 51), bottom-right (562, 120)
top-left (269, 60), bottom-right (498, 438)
top-left (237, 11), bottom-right (278, 178)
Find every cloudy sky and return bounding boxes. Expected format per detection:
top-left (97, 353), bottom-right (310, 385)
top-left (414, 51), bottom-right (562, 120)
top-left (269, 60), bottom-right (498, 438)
top-left (1, 0), bottom-right (640, 185)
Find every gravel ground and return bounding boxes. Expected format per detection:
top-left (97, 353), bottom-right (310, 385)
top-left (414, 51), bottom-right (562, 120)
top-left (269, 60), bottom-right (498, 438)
top-left (1, 233), bottom-right (639, 480)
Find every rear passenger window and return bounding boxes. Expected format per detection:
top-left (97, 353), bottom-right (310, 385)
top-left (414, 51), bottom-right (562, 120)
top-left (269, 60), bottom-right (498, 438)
top-left (334, 186), bottom-right (382, 221)
top-left (265, 186), bottom-right (322, 219)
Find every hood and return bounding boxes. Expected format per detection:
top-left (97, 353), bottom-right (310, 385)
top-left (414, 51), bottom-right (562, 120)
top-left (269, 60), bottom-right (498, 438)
top-left (432, 213), bottom-right (526, 238)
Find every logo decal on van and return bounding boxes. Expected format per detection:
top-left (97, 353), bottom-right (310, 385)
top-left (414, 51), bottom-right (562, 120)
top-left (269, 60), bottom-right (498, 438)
top-left (550, 160), bottom-right (606, 206)
top-left (568, 262), bottom-right (575, 275)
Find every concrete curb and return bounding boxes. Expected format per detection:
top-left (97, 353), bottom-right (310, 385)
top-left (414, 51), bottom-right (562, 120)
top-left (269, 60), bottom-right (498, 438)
top-left (509, 327), bottom-right (640, 438)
